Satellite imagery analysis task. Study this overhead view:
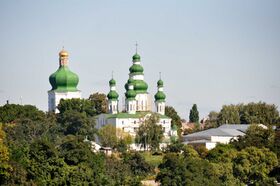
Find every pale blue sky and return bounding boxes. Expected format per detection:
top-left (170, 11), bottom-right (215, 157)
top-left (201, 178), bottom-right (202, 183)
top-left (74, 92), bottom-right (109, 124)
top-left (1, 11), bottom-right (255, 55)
top-left (0, 0), bottom-right (279, 119)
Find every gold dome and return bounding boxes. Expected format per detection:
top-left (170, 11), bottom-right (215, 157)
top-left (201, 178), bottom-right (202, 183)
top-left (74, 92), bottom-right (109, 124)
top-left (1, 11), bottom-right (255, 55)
top-left (59, 48), bottom-right (69, 57)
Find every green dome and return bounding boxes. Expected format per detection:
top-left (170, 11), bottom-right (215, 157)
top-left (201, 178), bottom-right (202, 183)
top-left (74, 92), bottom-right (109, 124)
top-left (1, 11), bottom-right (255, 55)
top-left (129, 64), bottom-right (144, 74)
top-left (125, 79), bottom-right (148, 93)
top-left (154, 91), bottom-right (166, 102)
top-left (134, 80), bottom-right (148, 93)
top-left (49, 66), bottom-right (79, 91)
top-left (125, 89), bottom-right (136, 100)
top-left (107, 90), bottom-right (119, 100)
top-left (132, 53), bottom-right (141, 62)
top-left (109, 78), bottom-right (116, 86)
top-left (157, 79), bottom-right (164, 87)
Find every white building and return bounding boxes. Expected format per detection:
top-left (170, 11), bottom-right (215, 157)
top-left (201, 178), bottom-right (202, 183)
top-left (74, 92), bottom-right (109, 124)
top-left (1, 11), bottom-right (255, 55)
top-left (95, 51), bottom-right (174, 150)
top-left (183, 124), bottom-right (267, 150)
top-left (48, 49), bottom-right (81, 113)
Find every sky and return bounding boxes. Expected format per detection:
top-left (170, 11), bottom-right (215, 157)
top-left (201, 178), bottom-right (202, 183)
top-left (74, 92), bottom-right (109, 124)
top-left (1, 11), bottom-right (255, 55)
top-left (0, 0), bottom-right (279, 119)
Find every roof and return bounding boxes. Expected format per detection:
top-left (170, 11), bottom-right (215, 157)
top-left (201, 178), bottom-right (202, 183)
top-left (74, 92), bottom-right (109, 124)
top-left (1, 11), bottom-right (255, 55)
top-left (97, 111), bottom-right (171, 119)
top-left (183, 139), bottom-right (214, 144)
top-left (218, 124), bottom-right (250, 133)
top-left (184, 124), bottom-right (250, 140)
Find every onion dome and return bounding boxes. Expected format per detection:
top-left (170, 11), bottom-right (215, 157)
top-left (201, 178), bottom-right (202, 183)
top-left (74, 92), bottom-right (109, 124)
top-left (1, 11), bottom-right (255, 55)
top-left (155, 79), bottom-right (166, 102)
top-left (157, 79), bottom-right (164, 87)
top-left (49, 50), bottom-right (79, 91)
top-left (109, 78), bottom-right (116, 86)
top-left (107, 91), bottom-right (119, 100)
top-left (125, 79), bottom-right (136, 100)
top-left (154, 91), bottom-right (166, 102)
top-left (59, 49), bottom-right (69, 57)
top-left (133, 80), bottom-right (148, 93)
top-left (129, 64), bottom-right (144, 74)
top-left (132, 53), bottom-right (141, 62)
top-left (107, 78), bottom-right (119, 100)
top-left (49, 67), bottom-right (79, 91)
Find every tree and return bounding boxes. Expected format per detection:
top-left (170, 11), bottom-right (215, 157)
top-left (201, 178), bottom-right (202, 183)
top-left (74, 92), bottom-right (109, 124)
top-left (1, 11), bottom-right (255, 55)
top-left (233, 147), bottom-right (278, 184)
top-left (240, 102), bottom-right (279, 125)
top-left (231, 124), bottom-right (275, 150)
top-left (217, 104), bottom-right (241, 125)
top-left (0, 104), bottom-right (45, 124)
top-left (156, 152), bottom-right (224, 186)
top-left (205, 111), bottom-right (219, 129)
top-left (165, 106), bottom-right (181, 129)
top-left (57, 98), bottom-right (96, 116)
top-left (135, 114), bottom-right (164, 151)
top-left (58, 110), bottom-right (96, 138)
top-left (98, 124), bottom-right (118, 148)
top-left (0, 124), bottom-right (12, 184)
top-left (189, 104), bottom-right (199, 123)
top-left (88, 92), bottom-right (108, 115)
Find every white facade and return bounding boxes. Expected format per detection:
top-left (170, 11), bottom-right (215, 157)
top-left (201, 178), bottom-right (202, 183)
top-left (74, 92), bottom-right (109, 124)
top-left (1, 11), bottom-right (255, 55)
top-left (48, 90), bottom-right (81, 113)
top-left (135, 93), bottom-right (152, 111)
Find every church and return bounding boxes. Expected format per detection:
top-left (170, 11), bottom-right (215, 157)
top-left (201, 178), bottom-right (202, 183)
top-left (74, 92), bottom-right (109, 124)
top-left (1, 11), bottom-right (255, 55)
top-left (48, 48), bottom-right (175, 149)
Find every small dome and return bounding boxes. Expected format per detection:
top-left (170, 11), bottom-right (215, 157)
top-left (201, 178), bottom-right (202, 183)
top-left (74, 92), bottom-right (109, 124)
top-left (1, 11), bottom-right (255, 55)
top-left (125, 89), bottom-right (136, 99)
top-left (132, 53), bottom-right (141, 62)
top-left (157, 79), bottom-right (164, 87)
top-left (49, 66), bottom-right (79, 91)
top-left (109, 78), bottom-right (116, 86)
top-left (129, 64), bottom-right (144, 74)
top-left (107, 90), bottom-right (119, 100)
top-left (154, 91), bottom-right (166, 102)
top-left (124, 79), bottom-right (135, 91)
top-left (59, 49), bottom-right (69, 57)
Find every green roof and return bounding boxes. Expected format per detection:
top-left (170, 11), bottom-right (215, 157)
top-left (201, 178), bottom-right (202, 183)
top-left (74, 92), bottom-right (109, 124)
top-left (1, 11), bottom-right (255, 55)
top-left (103, 111), bottom-right (170, 119)
top-left (132, 53), bottom-right (141, 62)
top-left (154, 91), bottom-right (166, 102)
top-left (49, 66), bottom-right (79, 91)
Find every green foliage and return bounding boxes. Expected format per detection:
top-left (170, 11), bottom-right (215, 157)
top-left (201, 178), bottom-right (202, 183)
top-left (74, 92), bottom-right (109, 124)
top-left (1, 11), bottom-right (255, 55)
top-left (88, 92), bottom-right (108, 115)
top-left (123, 152), bottom-right (153, 177)
top-left (204, 111), bottom-right (219, 129)
top-left (0, 125), bottom-right (12, 185)
top-left (135, 114), bottom-right (164, 151)
top-left (57, 110), bottom-right (96, 138)
top-left (189, 104), bottom-right (199, 123)
top-left (57, 98), bottom-right (96, 116)
top-left (216, 102), bottom-right (279, 125)
top-left (0, 104), bottom-right (45, 124)
top-left (240, 102), bottom-right (279, 125)
top-left (233, 147), bottom-right (278, 184)
top-left (156, 153), bottom-right (224, 186)
top-left (165, 105), bottom-right (182, 129)
top-left (218, 104), bottom-right (241, 125)
top-left (231, 125), bottom-right (275, 150)
top-left (207, 144), bottom-right (238, 163)
top-left (165, 141), bottom-right (184, 153)
top-left (98, 124), bottom-right (118, 148)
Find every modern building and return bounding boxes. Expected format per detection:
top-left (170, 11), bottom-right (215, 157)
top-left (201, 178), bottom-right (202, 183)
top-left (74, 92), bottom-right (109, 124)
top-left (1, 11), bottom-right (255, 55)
top-left (48, 49), bottom-right (81, 112)
top-left (95, 52), bottom-right (174, 150)
top-left (183, 124), bottom-right (267, 150)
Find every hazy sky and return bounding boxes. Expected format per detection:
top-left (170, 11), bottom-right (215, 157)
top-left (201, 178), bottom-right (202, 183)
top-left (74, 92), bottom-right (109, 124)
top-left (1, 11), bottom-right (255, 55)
top-left (0, 0), bottom-right (279, 119)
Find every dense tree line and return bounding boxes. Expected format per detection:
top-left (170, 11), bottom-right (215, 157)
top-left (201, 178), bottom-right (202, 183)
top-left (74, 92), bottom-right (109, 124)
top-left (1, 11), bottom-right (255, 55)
top-left (205, 102), bottom-right (280, 128)
top-left (0, 100), bottom-right (279, 185)
top-left (157, 124), bottom-right (280, 185)
top-left (0, 96), bottom-right (153, 185)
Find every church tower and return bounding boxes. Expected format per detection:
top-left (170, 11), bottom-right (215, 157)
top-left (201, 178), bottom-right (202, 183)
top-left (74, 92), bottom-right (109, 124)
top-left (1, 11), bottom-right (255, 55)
top-left (125, 79), bottom-right (137, 114)
top-left (48, 49), bottom-right (81, 113)
top-left (107, 78), bottom-right (119, 114)
top-left (154, 78), bottom-right (166, 115)
top-left (124, 49), bottom-right (151, 112)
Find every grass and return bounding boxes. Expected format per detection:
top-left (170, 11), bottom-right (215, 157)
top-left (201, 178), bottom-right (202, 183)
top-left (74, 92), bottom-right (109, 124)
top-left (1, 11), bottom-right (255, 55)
top-left (140, 152), bottom-right (163, 168)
